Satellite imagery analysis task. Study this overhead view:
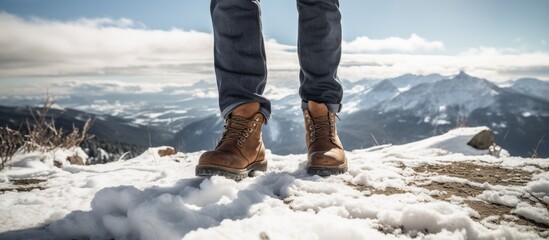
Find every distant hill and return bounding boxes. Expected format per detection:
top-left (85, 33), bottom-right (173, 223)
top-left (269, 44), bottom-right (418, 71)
top-left (0, 106), bottom-right (172, 163)
top-left (340, 72), bottom-right (549, 157)
top-left (2, 72), bottom-right (548, 158)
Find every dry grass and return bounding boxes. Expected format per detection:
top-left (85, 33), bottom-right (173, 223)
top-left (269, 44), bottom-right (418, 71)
top-left (0, 95), bottom-right (94, 170)
top-left (23, 95), bottom-right (94, 152)
top-left (0, 126), bottom-right (24, 170)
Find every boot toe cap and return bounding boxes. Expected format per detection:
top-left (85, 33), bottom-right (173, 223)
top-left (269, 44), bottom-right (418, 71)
top-left (308, 148), bottom-right (346, 167)
top-left (198, 150), bottom-right (230, 166)
top-left (198, 150), bottom-right (248, 169)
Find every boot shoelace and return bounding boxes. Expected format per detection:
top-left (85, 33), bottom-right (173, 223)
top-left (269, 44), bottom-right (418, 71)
top-left (308, 114), bottom-right (336, 143)
top-left (217, 116), bottom-right (258, 148)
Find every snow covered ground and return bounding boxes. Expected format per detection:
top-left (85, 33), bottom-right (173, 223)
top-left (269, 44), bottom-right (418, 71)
top-left (1, 127), bottom-right (548, 239)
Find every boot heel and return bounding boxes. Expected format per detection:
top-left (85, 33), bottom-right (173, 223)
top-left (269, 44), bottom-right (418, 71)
top-left (248, 160), bottom-right (267, 175)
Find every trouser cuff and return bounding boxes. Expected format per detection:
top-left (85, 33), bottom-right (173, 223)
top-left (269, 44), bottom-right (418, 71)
top-left (221, 102), bottom-right (271, 124)
top-left (301, 101), bottom-right (342, 113)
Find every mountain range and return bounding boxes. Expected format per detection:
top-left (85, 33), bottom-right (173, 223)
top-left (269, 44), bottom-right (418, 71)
top-left (340, 72), bottom-right (549, 157)
top-left (1, 71), bottom-right (548, 159)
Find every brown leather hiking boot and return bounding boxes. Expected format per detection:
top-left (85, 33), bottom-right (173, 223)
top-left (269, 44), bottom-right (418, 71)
top-left (196, 112), bottom-right (266, 180)
top-left (304, 101), bottom-right (347, 176)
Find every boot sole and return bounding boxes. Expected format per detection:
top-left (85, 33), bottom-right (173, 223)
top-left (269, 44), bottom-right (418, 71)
top-left (307, 163), bottom-right (348, 177)
top-left (195, 160), bottom-right (267, 181)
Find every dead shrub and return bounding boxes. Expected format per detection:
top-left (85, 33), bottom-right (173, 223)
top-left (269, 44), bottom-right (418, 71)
top-left (0, 125), bottom-right (24, 170)
top-left (0, 95), bottom-right (94, 170)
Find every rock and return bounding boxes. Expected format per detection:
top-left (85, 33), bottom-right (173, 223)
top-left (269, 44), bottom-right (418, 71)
top-left (158, 147), bottom-right (176, 157)
top-left (53, 160), bottom-right (62, 168)
top-left (468, 129), bottom-right (495, 150)
top-left (67, 155), bottom-right (86, 165)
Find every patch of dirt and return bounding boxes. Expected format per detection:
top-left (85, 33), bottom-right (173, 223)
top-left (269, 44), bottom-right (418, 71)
top-left (414, 162), bottom-right (532, 186)
top-left (420, 181), bottom-right (484, 200)
top-left (465, 200), bottom-right (514, 220)
top-left (465, 200), bottom-right (549, 237)
top-left (415, 162), bottom-right (547, 238)
top-left (0, 178), bottom-right (46, 193)
top-left (373, 187), bottom-right (409, 195)
top-left (349, 184), bottom-right (409, 196)
top-left (11, 179), bottom-right (46, 185)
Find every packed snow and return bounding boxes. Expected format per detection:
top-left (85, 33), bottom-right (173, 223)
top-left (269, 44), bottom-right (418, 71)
top-left (0, 127), bottom-right (548, 239)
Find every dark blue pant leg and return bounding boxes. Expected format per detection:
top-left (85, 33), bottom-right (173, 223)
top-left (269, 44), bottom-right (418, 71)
top-left (211, 0), bottom-right (271, 120)
top-left (297, 0), bottom-right (343, 113)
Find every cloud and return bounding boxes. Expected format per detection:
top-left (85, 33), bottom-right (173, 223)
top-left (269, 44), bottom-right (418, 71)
top-left (499, 66), bottom-right (549, 77)
top-left (338, 49), bottom-right (549, 82)
top-left (1, 11), bottom-right (548, 96)
top-left (72, 17), bottom-right (142, 28)
top-left (342, 34), bottom-right (445, 53)
top-left (0, 12), bottom-right (301, 85)
top-left (0, 12), bottom-right (215, 81)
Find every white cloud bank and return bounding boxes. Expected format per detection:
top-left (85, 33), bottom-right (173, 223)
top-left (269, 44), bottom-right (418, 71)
top-left (0, 12), bottom-right (215, 81)
top-left (343, 33), bottom-right (445, 53)
top-left (1, 12), bottom-right (548, 87)
top-left (340, 48), bottom-right (549, 82)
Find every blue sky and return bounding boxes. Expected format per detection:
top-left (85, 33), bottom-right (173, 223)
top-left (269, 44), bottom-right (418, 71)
top-left (0, 0), bottom-right (549, 96)
top-left (1, 0), bottom-right (548, 52)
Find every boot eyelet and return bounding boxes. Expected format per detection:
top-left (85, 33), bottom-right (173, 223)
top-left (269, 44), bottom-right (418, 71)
top-left (244, 132), bottom-right (249, 137)
top-left (248, 128), bottom-right (253, 132)
top-left (237, 141), bottom-right (243, 146)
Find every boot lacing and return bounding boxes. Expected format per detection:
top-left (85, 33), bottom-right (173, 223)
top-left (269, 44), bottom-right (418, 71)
top-left (307, 113), bottom-right (337, 143)
top-left (217, 116), bottom-right (260, 148)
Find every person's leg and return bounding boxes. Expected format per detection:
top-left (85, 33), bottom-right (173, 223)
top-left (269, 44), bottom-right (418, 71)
top-left (211, 0), bottom-right (270, 120)
top-left (297, 0), bottom-right (346, 176)
top-left (297, 0), bottom-right (343, 113)
top-left (196, 0), bottom-right (269, 180)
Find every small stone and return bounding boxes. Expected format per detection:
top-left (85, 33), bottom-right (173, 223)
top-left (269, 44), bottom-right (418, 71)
top-left (468, 129), bottom-right (496, 150)
top-left (67, 155), bottom-right (85, 165)
top-left (158, 147), bottom-right (176, 157)
top-left (259, 232), bottom-right (270, 240)
top-left (54, 160), bottom-right (62, 168)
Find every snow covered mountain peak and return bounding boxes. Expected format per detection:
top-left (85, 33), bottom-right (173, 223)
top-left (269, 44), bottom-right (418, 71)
top-left (508, 77), bottom-right (549, 102)
top-left (342, 73), bottom-right (448, 114)
top-left (443, 70), bottom-right (499, 92)
top-left (386, 73), bottom-right (447, 89)
top-left (454, 70), bottom-right (470, 79)
top-left (372, 79), bottom-right (399, 92)
top-left (379, 72), bottom-right (500, 116)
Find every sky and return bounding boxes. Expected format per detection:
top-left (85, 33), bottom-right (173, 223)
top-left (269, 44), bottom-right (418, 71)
top-left (1, 0), bottom-right (549, 96)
